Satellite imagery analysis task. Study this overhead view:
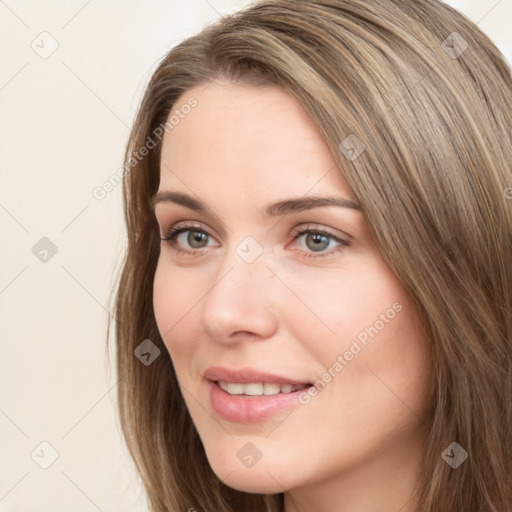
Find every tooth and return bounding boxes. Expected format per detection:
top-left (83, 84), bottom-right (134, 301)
top-left (225, 382), bottom-right (244, 394)
top-left (263, 383), bottom-right (281, 395)
top-left (218, 381), bottom-right (308, 396)
top-left (218, 380), bottom-right (244, 395)
top-left (244, 383), bottom-right (264, 395)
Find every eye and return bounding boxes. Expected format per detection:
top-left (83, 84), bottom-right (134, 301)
top-left (160, 222), bottom-right (350, 258)
top-left (160, 223), bottom-right (218, 253)
top-left (289, 225), bottom-right (350, 257)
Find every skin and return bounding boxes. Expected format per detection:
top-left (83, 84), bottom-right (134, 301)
top-left (153, 81), bottom-right (433, 512)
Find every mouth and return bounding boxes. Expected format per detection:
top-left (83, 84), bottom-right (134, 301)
top-left (204, 367), bottom-right (314, 423)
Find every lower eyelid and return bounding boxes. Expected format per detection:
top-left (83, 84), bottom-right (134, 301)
top-left (293, 238), bottom-right (348, 258)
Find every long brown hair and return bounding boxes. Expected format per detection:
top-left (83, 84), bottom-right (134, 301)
top-left (108, 1), bottom-right (512, 510)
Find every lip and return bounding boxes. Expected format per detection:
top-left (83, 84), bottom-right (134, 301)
top-left (203, 366), bottom-right (311, 385)
top-left (204, 366), bottom-right (312, 423)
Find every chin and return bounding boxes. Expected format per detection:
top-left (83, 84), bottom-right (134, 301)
top-left (215, 467), bottom-right (288, 494)
top-left (204, 446), bottom-right (296, 493)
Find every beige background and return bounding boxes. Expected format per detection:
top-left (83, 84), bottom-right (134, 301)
top-left (1, 1), bottom-right (510, 511)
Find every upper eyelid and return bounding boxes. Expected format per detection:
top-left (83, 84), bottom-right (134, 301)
top-left (161, 220), bottom-right (217, 237)
top-left (162, 221), bottom-right (344, 237)
top-left (290, 223), bottom-right (347, 239)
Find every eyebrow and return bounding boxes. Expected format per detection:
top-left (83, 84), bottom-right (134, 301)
top-left (150, 191), bottom-right (361, 216)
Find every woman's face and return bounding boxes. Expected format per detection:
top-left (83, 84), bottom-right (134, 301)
top-left (153, 81), bottom-right (432, 505)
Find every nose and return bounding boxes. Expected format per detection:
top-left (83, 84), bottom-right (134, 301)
top-left (199, 248), bottom-right (279, 344)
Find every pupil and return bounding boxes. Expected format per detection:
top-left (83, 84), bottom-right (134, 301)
top-left (188, 230), bottom-right (207, 248)
top-left (307, 233), bottom-right (329, 251)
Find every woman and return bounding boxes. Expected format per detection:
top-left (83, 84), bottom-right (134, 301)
top-left (109, 1), bottom-right (512, 511)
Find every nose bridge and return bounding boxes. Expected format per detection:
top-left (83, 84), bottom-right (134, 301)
top-left (199, 236), bottom-right (278, 341)
top-left (213, 234), bottom-right (270, 296)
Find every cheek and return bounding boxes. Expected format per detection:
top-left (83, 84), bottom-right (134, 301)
top-left (322, 296), bottom-right (432, 435)
top-left (282, 255), bottom-right (410, 359)
top-left (152, 261), bottom-right (203, 360)
top-left (294, 256), bottom-right (432, 418)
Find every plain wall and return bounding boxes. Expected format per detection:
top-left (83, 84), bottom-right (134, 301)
top-left (1, 1), bottom-right (510, 510)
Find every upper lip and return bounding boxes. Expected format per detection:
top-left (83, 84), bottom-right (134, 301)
top-left (204, 366), bottom-right (312, 385)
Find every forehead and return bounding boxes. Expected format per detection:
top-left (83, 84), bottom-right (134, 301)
top-left (159, 81), bottom-right (356, 203)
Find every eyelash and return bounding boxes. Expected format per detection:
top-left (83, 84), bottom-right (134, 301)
top-left (159, 223), bottom-right (350, 259)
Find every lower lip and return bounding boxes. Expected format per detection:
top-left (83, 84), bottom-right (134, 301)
top-left (208, 380), bottom-right (310, 423)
